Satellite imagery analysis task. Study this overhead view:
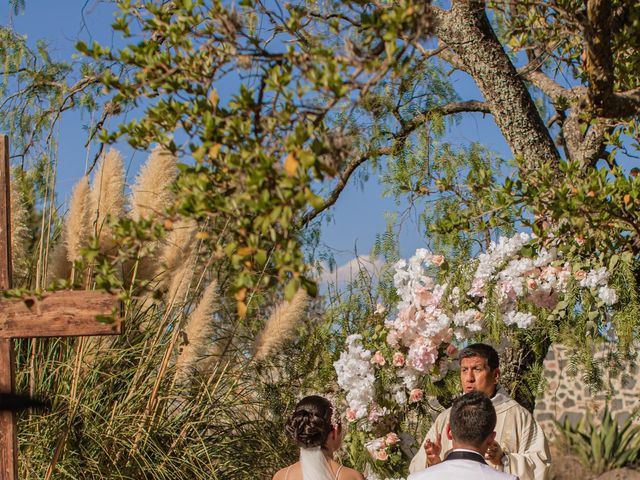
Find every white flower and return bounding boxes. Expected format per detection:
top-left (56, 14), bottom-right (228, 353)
top-left (450, 287), bottom-right (461, 307)
top-left (398, 367), bottom-right (419, 389)
top-left (392, 384), bottom-right (407, 406)
top-left (503, 310), bottom-right (536, 328)
top-left (598, 285), bottom-right (618, 305)
top-left (580, 267), bottom-right (609, 289)
top-left (334, 335), bottom-right (375, 419)
top-left (374, 303), bottom-right (387, 315)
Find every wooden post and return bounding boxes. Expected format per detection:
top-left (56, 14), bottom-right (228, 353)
top-left (0, 135), bottom-right (17, 479)
top-left (0, 136), bottom-right (122, 479)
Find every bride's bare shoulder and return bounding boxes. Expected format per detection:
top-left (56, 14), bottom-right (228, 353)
top-left (340, 466), bottom-right (365, 480)
top-left (272, 463), bottom-right (298, 480)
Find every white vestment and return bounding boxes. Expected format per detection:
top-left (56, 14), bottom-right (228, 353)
top-left (408, 387), bottom-right (550, 480)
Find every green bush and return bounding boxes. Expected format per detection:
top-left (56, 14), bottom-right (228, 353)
top-left (555, 405), bottom-right (640, 475)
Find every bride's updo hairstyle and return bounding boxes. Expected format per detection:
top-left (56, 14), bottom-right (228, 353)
top-left (285, 395), bottom-right (337, 449)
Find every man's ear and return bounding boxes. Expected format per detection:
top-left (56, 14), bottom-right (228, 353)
top-left (492, 367), bottom-right (501, 385)
top-left (446, 424), bottom-right (453, 441)
top-left (488, 431), bottom-right (496, 444)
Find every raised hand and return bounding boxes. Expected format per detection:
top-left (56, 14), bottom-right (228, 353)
top-left (425, 432), bottom-right (442, 466)
top-left (484, 440), bottom-right (505, 466)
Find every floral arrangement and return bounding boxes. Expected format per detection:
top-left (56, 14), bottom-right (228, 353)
top-left (334, 233), bottom-right (620, 476)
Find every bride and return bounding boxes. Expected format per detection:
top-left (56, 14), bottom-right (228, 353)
top-left (273, 395), bottom-right (364, 480)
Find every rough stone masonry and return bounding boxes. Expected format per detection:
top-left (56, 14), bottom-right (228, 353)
top-left (534, 343), bottom-right (640, 440)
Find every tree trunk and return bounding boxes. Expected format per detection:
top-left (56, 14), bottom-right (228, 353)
top-left (435, 1), bottom-right (561, 172)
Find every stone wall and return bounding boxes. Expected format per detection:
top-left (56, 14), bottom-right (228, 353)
top-left (533, 344), bottom-right (639, 440)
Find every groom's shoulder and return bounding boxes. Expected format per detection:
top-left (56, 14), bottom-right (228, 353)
top-left (407, 461), bottom-right (447, 480)
top-left (408, 461), bottom-right (518, 480)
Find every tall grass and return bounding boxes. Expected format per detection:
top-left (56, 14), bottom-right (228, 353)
top-left (12, 147), bottom-right (329, 479)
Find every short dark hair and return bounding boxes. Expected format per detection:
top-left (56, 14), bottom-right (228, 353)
top-left (285, 395), bottom-right (336, 448)
top-left (458, 343), bottom-right (499, 370)
top-left (449, 391), bottom-right (497, 446)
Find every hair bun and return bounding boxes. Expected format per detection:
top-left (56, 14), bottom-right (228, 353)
top-left (285, 408), bottom-right (331, 448)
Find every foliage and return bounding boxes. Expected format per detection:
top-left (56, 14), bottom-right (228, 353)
top-left (3, 0), bottom-right (640, 478)
top-left (555, 405), bottom-right (640, 475)
top-left (74, 0), bottom-right (436, 313)
top-left (333, 234), bottom-right (634, 477)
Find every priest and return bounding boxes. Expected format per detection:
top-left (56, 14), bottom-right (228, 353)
top-left (409, 343), bottom-right (550, 480)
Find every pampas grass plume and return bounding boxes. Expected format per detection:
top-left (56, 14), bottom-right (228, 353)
top-left (253, 288), bottom-right (309, 360)
top-left (166, 253), bottom-right (196, 308)
top-left (130, 146), bottom-right (178, 221)
top-left (46, 241), bottom-right (71, 284)
top-left (154, 219), bottom-right (197, 286)
top-left (10, 181), bottom-right (30, 284)
top-left (65, 176), bottom-right (91, 262)
top-left (90, 148), bottom-right (125, 248)
top-left (175, 280), bottom-right (218, 385)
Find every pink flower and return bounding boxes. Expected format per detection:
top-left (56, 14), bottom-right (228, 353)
top-left (375, 449), bottom-right (389, 461)
top-left (408, 340), bottom-right (438, 372)
top-left (415, 287), bottom-right (435, 306)
top-left (574, 270), bottom-right (587, 281)
top-left (371, 351), bottom-right (386, 366)
top-left (386, 330), bottom-right (399, 347)
top-left (345, 409), bottom-right (357, 422)
top-left (392, 352), bottom-right (405, 367)
top-left (446, 344), bottom-right (458, 357)
top-left (409, 388), bottom-right (424, 403)
top-left (575, 235), bottom-right (585, 245)
top-left (527, 278), bottom-right (538, 290)
top-left (431, 255), bottom-right (445, 266)
top-left (385, 432), bottom-right (400, 445)
top-left (528, 289), bottom-right (558, 309)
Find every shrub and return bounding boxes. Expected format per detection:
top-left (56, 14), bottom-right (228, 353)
top-left (555, 405), bottom-right (640, 475)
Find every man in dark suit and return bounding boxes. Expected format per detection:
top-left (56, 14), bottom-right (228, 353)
top-left (408, 391), bottom-right (518, 480)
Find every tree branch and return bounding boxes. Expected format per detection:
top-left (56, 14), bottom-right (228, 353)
top-left (584, 0), bottom-right (614, 115)
top-left (601, 88), bottom-right (640, 119)
top-left (299, 146), bottom-right (392, 227)
top-left (402, 100), bottom-right (490, 133)
top-left (299, 100), bottom-right (490, 226)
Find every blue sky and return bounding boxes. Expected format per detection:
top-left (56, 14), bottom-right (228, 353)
top-left (2, 1), bottom-right (512, 278)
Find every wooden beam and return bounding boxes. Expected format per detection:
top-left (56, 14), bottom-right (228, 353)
top-left (0, 291), bottom-right (121, 339)
top-left (0, 135), bottom-right (17, 480)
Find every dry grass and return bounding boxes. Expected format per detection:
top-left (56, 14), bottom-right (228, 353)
top-left (175, 280), bottom-right (219, 385)
top-left (130, 146), bottom-right (178, 222)
top-left (45, 239), bottom-right (71, 284)
top-left (10, 180), bottom-right (30, 283)
top-left (253, 288), bottom-right (309, 360)
top-left (90, 148), bottom-right (125, 252)
top-left (65, 176), bottom-right (91, 263)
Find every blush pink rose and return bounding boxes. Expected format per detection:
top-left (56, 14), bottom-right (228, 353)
top-left (431, 255), bottom-right (445, 266)
top-left (385, 432), bottom-right (400, 445)
top-left (392, 352), bottom-right (405, 366)
top-left (371, 351), bottom-right (386, 366)
top-left (446, 344), bottom-right (458, 356)
top-left (345, 409), bottom-right (357, 422)
top-left (409, 388), bottom-right (424, 403)
top-left (375, 449), bottom-right (389, 461)
top-left (527, 278), bottom-right (538, 290)
top-left (574, 270), bottom-right (587, 281)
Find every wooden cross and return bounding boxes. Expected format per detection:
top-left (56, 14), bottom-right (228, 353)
top-left (0, 136), bottom-right (122, 479)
